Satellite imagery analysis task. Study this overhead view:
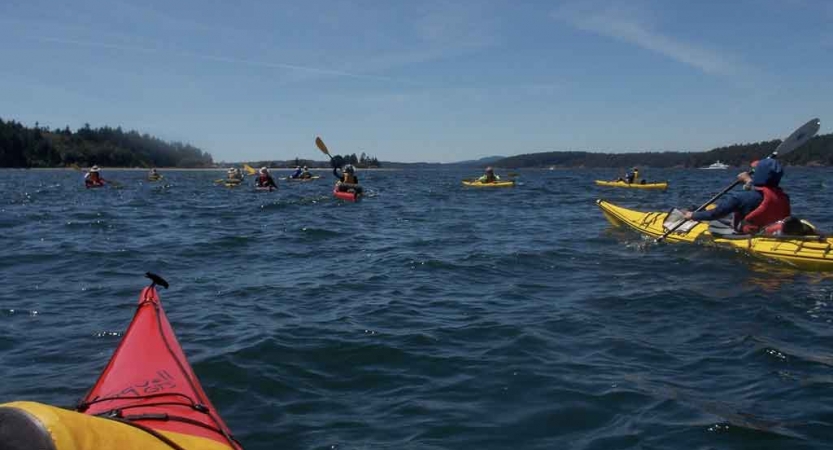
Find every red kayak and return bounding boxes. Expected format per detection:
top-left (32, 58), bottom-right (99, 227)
top-left (333, 186), bottom-right (360, 202)
top-left (85, 181), bottom-right (105, 189)
top-left (77, 273), bottom-right (241, 449)
top-left (0, 274), bottom-right (240, 450)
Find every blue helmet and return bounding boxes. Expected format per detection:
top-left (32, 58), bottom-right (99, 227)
top-left (751, 158), bottom-right (783, 187)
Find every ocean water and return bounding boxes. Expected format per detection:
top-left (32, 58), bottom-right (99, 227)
top-left (2, 167), bottom-right (832, 449)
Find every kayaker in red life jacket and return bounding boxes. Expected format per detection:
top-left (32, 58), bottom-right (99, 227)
top-left (333, 164), bottom-right (363, 194)
top-left (478, 167), bottom-right (501, 183)
top-left (255, 167), bottom-right (277, 188)
top-left (84, 165), bottom-right (104, 187)
top-left (683, 158), bottom-right (790, 233)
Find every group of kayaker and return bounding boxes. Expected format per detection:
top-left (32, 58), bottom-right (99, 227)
top-left (82, 157), bottom-right (794, 234)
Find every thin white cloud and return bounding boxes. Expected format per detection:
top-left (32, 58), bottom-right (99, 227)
top-left (552, 1), bottom-right (742, 76)
top-left (31, 36), bottom-right (416, 84)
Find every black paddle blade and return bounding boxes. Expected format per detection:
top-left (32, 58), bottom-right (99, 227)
top-left (145, 272), bottom-right (169, 289)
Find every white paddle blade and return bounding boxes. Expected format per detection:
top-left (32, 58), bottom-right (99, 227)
top-left (774, 118), bottom-right (820, 156)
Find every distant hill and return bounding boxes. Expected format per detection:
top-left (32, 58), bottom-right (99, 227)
top-left (493, 134), bottom-right (833, 168)
top-left (379, 155), bottom-right (506, 169)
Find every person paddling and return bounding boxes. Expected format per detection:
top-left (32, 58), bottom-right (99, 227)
top-left (226, 167), bottom-right (243, 183)
top-left (255, 167), bottom-right (278, 189)
top-left (299, 166), bottom-right (313, 179)
top-left (682, 158), bottom-right (790, 233)
top-left (290, 166), bottom-right (303, 179)
top-left (333, 164), bottom-right (363, 195)
top-left (477, 167), bottom-right (501, 183)
top-left (625, 167), bottom-right (639, 184)
top-left (84, 165), bottom-right (105, 187)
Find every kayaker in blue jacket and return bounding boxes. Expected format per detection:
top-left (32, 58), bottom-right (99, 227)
top-left (683, 158), bottom-right (790, 233)
top-left (626, 167), bottom-right (639, 184)
top-left (290, 166), bottom-right (302, 179)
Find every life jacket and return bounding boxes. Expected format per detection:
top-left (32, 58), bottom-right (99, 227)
top-left (342, 173), bottom-right (357, 184)
top-left (734, 186), bottom-right (790, 233)
top-left (86, 173), bottom-right (102, 185)
top-left (257, 174), bottom-right (270, 184)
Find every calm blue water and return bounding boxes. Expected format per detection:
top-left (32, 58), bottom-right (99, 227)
top-left (2, 168), bottom-right (833, 449)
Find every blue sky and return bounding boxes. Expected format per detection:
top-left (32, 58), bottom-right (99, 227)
top-left (1, 0), bottom-right (831, 163)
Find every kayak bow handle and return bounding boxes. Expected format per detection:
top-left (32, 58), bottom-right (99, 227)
top-left (145, 272), bottom-right (169, 289)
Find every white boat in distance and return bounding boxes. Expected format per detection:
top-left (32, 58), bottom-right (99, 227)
top-left (702, 160), bottom-right (730, 169)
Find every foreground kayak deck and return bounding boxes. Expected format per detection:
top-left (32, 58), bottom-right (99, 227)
top-left (0, 275), bottom-right (241, 450)
top-left (461, 180), bottom-right (515, 188)
top-left (595, 180), bottom-right (668, 190)
top-left (597, 199), bottom-right (833, 271)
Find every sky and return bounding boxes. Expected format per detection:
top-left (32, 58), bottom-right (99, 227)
top-left (1, 0), bottom-right (831, 163)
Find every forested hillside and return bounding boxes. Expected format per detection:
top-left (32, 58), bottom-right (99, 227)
top-left (495, 134), bottom-right (833, 168)
top-left (0, 118), bottom-right (213, 168)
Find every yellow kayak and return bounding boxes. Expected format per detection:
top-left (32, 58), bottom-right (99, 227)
top-left (462, 180), bottom-right (515, 188)
top-left (284, 175), bottom-right (320, 182)
top-left (597, 199), bottom-right (833, 271)
top-left (595, 180), bottom-right (668, 190)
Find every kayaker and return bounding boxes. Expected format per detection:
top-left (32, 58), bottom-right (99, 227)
top-left (227, 167), bottom-right (242, 182)
top-left (256, 167), bottom-right (277, 188)
top-left (148, 168), bottom-right (160, 179)
top-left (683, 158), bottom-right (790, 233)
top-left (477, 167), bottom-right (501, 183)
top-left (626, 167), bottom-right (639, 184)
top-left (300, 166), bottom-right (313, 179)
top-left (84, 165), bottom-right (104, 187)
top-left (333, 164), bottom-right (363, 194)
top-left (290, 166), bottom-right (303, 179)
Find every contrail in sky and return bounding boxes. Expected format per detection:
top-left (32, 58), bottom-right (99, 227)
top-left (33, 36), bottom-right (414, 84)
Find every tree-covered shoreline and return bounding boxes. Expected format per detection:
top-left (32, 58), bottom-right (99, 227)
top-left (493, 134), bottom-right (833, 168)
top-left (0, 118), bottom-right (213, 168)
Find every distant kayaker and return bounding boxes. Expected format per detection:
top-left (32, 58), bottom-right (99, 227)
top-left (256, 167), bottom-right (277, 188)
top-left (290, 166), bottom-right (303, 179)
top-left (478, 167), bottom-right (501, 183)
top-left (683, 158), bottom-right (790, 233)
top-left (84, 165), bottom-right (104, 187)
top-left (333, 164), bottom-right (363, 194)
top-left (227, 167), bottom-right (243, 182)
top-left (300, 166), bottom-right (313, 179)
top-left (626, 167), bottom-right (639, 184)
top-left (148, 168), bottom-right (160, 179)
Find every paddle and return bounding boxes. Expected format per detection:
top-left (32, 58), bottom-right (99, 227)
top-left (315, 136), bottom-right (335, 163)
top-left (656, 118), bottom-right (821, 242)
top-left (243, 164), bottom-right (257, 175)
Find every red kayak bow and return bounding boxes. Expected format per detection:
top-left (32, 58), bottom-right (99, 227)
top-left (77, 274), bottom-right (241, 449)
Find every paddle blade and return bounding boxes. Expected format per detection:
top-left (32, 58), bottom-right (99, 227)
top-left (70, 163), bottom-right (82, 171)
top-left (774, 118), bottom-right (820, 157)
top-left (243, 164), bottom-right (257, 175)
top-left (315, 137), bottom-right (330, 157)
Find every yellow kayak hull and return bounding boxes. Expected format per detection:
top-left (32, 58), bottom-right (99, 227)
top-left (462, 180), bottom-right (515, 188)
top-left (595, 180), bottom-right (668, 190)
top-left (597, 199), bottom-right (833, 271)
top-left (0, 402), bottom-right (233, 450)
